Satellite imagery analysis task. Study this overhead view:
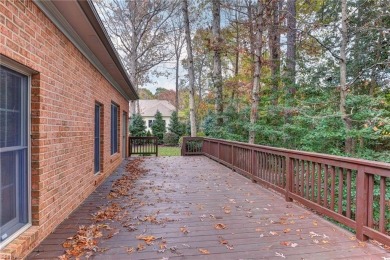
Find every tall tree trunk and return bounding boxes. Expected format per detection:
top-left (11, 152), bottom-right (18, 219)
top-left (182, 0), bottom-right (197, 137)
top-left (268, 0), bottom-right (280, 106)
top-left (175, 56), bottom-right (180, 112)
top-left (340, 0), bottom-right (353, 154)
top-left (247, 1), bottom-right (255, 78)
top-left (212, 0), bottom-right (223, 126)
top-left (286, 0), bottom-right (296, 95)
top-left (249, 0), bottom-right (264, 144)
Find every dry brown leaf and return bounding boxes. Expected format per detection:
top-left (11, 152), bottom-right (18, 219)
top-left (126, 247), bottom-right (135, 254)
top-left (137, 243), bottom-right (145, 251)
top-left (312, 220), bottom-right (318, 226)
top-left (283, 228), bottom-right (291, 233)
top-left (199, 248), bottom-right (210, 254)
top-left (136, 235), bottom-right (156, 245)
top-left (214, 223), bottom-right (226, 230)
top-left (269, 231), bottom-right (278, 236)
top-left (218, 236), bottom-right (228, 245)
top-left (180, 226), bottom-right (189, 234)
top-left (255, 228), bottom-right (263, 232)
top-left (280, 241), bottom-right (291, 246)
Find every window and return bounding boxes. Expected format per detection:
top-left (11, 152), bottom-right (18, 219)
top-left (111, 103), bottom-right (119, 155)
top-left (0, 66), bottom-right (29, 245)
top-left (94, 104), bottom-right (101, 173)
top-left (148, 120), bottom-right (154, 128)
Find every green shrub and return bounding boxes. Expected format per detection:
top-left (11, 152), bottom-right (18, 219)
top-left (163, 132), bottom-right (179, 146)
top-left (151, 110), bottom-right (166, 144)
top-left (129, 113), bottom-right (146, 137)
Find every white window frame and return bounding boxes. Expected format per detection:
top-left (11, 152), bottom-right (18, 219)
top-left (0, 55), bottom-right (34, 250)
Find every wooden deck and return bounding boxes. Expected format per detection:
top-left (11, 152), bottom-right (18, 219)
top-left (28, 156), bottom-right (389, 259)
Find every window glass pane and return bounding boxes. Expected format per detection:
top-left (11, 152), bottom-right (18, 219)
top-left (0, 152), bottom-right (17, 226)
top-left (111, 104), bottom-right (118, 154)
top-left (0, 66), bottom-right (29, 243)
top-left (0, 69), bottom-right (6, 109)
top-left (6, 111), bottom-right (21, 147)
top-left (6, 74), bottom-right (21, 110)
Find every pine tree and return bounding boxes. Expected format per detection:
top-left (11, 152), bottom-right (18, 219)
top-left (151, 110), bottom-right (166, 143)
top-left (129, 113), bottom-right (146, 137)
top-left (168, 111), bottom-right (185, 137)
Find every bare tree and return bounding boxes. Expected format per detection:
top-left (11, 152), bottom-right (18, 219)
top-left (170, 12), bottom-right (186, 112)
top-left (249, 0), bottom-right (265, 144)
top-left (94, 0), bottom-right (178, 113)
top-left (182, 0), bottom-right (197, 136)
top-left (212, 0), bottom-right (224, 126)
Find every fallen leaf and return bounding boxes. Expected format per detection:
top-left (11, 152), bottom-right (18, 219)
top-left (255, 228), bottom-right (263, 232)
top-left (283, 228), bottom-right (291, 233)
top-left (126, 247), bottom-right (134, 254)
top-left (280, 241), bottom-right (291, 246)
top-left (137, 243), bottom-right (145, 251)
top-left (136, 235), bottom-right (156, 245)
top-left (275, 252), bottom-right (286, 258)
top-left (199, 248), bottom-right (210, 254)
top-left (312, 220), bottom-right (318, 226)
top-left (291, 243), bottom-right (298, 248)
top-left (218, 236), bottom-right (228, 244)
top-left (226, 244), bottom-right (234, 250)
top-left (215, 223), bottom-right (227, 230)
top-left (269, 231), bottom-right (278, 236)
top-left (180, 226), bottom-right (189, 234)
top-left (313, 239), bottom-right (319, 244)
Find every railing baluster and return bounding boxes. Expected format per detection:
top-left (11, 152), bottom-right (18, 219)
top-left (367, 175), bottom-right (374, 228)
top-left (317, 163), bottom-right (322, 204)
top-left (330, 166), bottom-right (335, 211)
top-left (338, 168), bottom-right (344, 215)
top-left (379, 176), bottom-right (386, 233)
top-left (311, 162), bottom-right (316, 201)
top-left (346, 169), bottom-right (351, 219)
top-left (324, 165), bottom-right (328, 208)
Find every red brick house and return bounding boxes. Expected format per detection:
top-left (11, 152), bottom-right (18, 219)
top-left (0, 0), bottom-right (138, 258)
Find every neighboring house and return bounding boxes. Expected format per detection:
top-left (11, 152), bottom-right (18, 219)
top-left (0, 0), bottom-right (138, 258)
top-left (135, 100), bottom-right (175, 132)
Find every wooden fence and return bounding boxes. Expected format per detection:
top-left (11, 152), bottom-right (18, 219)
top-left (182, 137), bottom-right (390, 246)
top-left (129, 136), bottom-right (158, 156)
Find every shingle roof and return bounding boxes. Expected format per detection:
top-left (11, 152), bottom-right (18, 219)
top-left (139, 100), bottom-right (175, 117)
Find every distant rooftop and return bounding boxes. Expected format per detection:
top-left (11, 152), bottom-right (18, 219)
top-left (138, 100), bottom-right (175, 117)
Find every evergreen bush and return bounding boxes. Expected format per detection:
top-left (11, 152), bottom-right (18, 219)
top-left (163, 132), bottom-right (179, 146)
top-left (151, 110), bottom-right (166, 144)
top-left (129, 113), bottom-right (146, 137)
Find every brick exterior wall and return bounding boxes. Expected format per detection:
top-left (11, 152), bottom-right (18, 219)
top-left (0, 1), bottom-right (130, 258)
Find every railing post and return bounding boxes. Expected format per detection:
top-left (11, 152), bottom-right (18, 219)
top-left (128, 137), bottom-right (132, 157)
top-left (285, 156), bottom-right (293, 202)
top-left (181, 137), bottom-right (186, 156)
top-left (356, 167), bottom-right (369, 241)
top-left (155, 137), bottom-right (158, 156)
top-left (251, 149), bottom-right (257, 182)
top-left (218, 141), bottom-right (220, 159)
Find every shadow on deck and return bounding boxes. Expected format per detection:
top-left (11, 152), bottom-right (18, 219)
top-left (28, 156), bottom-right (389, 259)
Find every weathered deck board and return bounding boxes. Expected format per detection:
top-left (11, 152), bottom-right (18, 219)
top-left (28, 156), bottom-right (389, 259)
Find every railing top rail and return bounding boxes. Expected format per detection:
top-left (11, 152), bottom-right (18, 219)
top-left (203, 137), bottom-right (390, 170)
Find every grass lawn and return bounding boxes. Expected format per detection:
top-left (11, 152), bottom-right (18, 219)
top-left (158, 145), bottom-right (181, 156)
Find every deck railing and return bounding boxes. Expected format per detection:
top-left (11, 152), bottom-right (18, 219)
top-left (128, 136), bottom-right (158, 156)
top-left (182, 137), bottom-right (390, 246)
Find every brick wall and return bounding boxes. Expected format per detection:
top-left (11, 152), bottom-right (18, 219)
top-left (0, 1), bottom-right (129, 258)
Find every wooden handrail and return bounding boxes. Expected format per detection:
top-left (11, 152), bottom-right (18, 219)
top-left (182, 136), bottom-right (390, 246)
top-left (128, 136), bottom-right (158, 156)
